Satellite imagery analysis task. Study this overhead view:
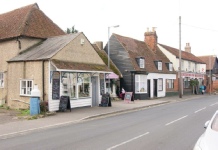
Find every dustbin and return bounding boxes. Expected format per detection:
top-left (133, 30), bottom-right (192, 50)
top-left (30, 84), bottom-right (41, 115)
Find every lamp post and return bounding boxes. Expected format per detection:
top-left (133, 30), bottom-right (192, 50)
top-left (107, 25), bottom-right (119, 94)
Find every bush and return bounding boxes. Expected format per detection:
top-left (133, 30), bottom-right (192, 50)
top-left (40, 101), bottom-right (48, 112)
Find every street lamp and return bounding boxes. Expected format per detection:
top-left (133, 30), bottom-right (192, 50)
top-left (107, 25), bottom-right (119, 94)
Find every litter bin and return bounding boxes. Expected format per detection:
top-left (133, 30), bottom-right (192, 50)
top-left (30, 84), bottom-right (41, 115)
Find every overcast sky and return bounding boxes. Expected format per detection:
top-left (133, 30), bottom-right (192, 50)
top-left (1, 0), bottom-right (218, 57)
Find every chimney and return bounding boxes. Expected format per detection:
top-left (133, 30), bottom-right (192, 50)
top-left (185, 43), bottom-right (191, 53)
top-left (94, 41), bottom-right (103, 50)
top-left (144, 27), bottom-right (158, 53)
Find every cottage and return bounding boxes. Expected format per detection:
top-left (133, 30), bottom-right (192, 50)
top-left (0, 3), bottom-right (65, 107)
top-left (104, 28), bottom-right (176, 100)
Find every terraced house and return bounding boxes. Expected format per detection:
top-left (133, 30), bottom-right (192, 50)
top-left (0, 3), bottom-right (111, 111)
top-left (104, 28), bottom-right (177, 100)
top-left (158, 43), bottom-right (206, 95)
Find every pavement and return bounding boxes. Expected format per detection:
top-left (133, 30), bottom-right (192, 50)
top-left (0, 94), bottom-right (210, 138)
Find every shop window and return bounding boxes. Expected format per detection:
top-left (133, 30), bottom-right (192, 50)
top-left (167, 79), bottom-right (174, 89)
top-left (135, 74), bottom-right (147, 93)
top-left (158, 78), bottom-right (163, 91)
top-left (184, 77), bottom-right (190, 88)
top-left (62, 73), bottom-right (91, 99)
top-left (20, 80), bottom-right (33, 96)
top-left (0, 72), bottom-right (4, 88)
top-left (78, 73), bottom-right (90, 98)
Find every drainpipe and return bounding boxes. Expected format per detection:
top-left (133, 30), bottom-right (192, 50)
top-left (42, 60), bottom-right (46, 114)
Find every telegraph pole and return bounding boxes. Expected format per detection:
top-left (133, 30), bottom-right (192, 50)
top-left (179, 16), bottom-right (182, 98)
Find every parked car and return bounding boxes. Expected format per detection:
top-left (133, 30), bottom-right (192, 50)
top-left (193, 110), bottom-right (218, 150)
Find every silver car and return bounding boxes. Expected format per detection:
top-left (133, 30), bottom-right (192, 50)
top-left (193, 110), bottom-right (218, 150)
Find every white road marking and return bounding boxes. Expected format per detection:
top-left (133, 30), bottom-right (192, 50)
top-left (210, 102), bottom-right (218, 106)
top-left (195, 107), bottom-right (206, 113)
top-left (107, 132), bottom-right (149, 150)
top-left (165, 115), bottom-right (188, 126)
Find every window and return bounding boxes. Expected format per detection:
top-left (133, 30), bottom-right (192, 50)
top-left (169, 63), bottom-right (173, 71)
top-left (158, 61), bottom-right (162, 70)
top-left (63, 73), bottom-right (91, 99)
top-left (139, 58), bottom-right (145, 68)
top-left (184, 77), bottom-right (190, 88)
top-left (20, 80), bottom-right (33, 96)
top-left (0, 72), bottom-right (4, 88)
top-left (158, 78), bottom-right (163, 91)
top-left (78, 73), bottom-right (91, 98)
top-left (181, 60), bottom-right (184, 70)
top-left (188, 62), bottom-right (191, 71)
top-left (135, 75), bottom-right (147, 93)
top-left (167, 79), bottom-right (174, 89)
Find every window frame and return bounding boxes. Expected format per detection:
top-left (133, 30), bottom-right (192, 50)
top-left (158, 61), bottom-right (162, 70)
top-left (166, 79), bottom-right (174, 89)
top-left (158, 78), bottom-right (163, 91)
top-left (169, 63), bottom-right (173, 71)
top-left (139, 58), bottom-right (145, 68)
top-left (0, 72), bottom-right (4, 88)
top-left (20, 79), bottom-right (33, 96)
top-left (135, 74), bottom-right (147, 93)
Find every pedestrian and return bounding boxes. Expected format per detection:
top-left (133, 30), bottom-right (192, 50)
top-left (204, 85), bottom-right (206, 93)
top-left (121, 88), bottom-right (125, 100)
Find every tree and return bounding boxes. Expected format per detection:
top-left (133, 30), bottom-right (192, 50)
top-left (190, 79), bottom-right (199, 94)
top-left (65, 25), bottom-right (78, 34)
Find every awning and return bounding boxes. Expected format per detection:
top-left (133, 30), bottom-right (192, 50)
top-left (106, 73), bottom-right (119, 79)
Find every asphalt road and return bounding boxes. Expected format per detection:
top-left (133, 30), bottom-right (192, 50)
top-left (0, 95), bottom-right (217, 150)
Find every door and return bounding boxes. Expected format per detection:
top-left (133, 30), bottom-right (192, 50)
top-left (147, 79), bottom-right (150, 98)
top-left (153, 79), bottom-right (157, 97)
top-left (92, 76), bottom-right (98, 106)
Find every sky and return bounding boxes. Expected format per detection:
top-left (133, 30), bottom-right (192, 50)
top-left (1, 0), bottom-right (218, 57)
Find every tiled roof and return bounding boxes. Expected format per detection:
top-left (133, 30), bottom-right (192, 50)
top-left (159, 43), bottom-right (205, 63)
top-left (198, 55), bottom-right (217, 70)
top-left (9, 33), bottom-right (80, 62)
top-left (0, 3), bottom-right (65, 40)
top-left (92, 43), bottom-right (122, 77)
top-left (113, 34), bottom-right (176, 74)
top-left (52, 59), bottom-right (111, 72)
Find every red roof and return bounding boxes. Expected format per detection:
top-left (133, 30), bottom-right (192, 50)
top-left (159, 43), bottom-right (205, 63)
top-left (198, 55), bottom-right (217, 70)
top-left (0, 3), bottom-right (65, 40)
top-left (113, 34), bottom-right (176, 74)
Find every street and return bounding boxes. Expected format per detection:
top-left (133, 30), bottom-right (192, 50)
top-left (0, 95), bottom-right (217, 150)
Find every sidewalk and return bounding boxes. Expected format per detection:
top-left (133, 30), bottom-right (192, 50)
top-left (0, 94), bottom-right (207, 137)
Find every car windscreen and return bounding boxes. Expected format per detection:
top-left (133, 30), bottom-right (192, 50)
top-left (211, 114), bottom-right (218, 132)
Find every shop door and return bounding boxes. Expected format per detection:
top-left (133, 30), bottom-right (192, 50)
top-left (92, 76), bottom-right (98, 106)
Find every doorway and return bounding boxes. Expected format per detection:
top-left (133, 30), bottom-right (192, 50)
top-left (91, 76), bottom-right (98, 106)
top-left (153, 79), bottom-right (157, 97)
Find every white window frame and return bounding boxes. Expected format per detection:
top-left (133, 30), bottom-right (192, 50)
top-left (20, 79), bottom-right (33, 96)
top-left (188, 61), bottom-right (191, 71)
top-left (166, 79), bottom-right (174, 89)
top-left (158, 78), bottom-right (163, 91)
top-left (158, 61), bottom-right (162, 70)
top-left (169, 63), bottom-right (173, 71)
top-left (0, 72), bottom-right (4, 88)
top-left (139, 58), bottom-right (145, 68)
top-left (135, 74), bottom-right (147, 93)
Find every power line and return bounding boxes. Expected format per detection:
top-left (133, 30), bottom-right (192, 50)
top-left (181, 23), bottom-right (218, 32)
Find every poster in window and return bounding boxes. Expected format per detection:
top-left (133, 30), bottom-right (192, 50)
top-left (52, 71), bottom-right (60, 100)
